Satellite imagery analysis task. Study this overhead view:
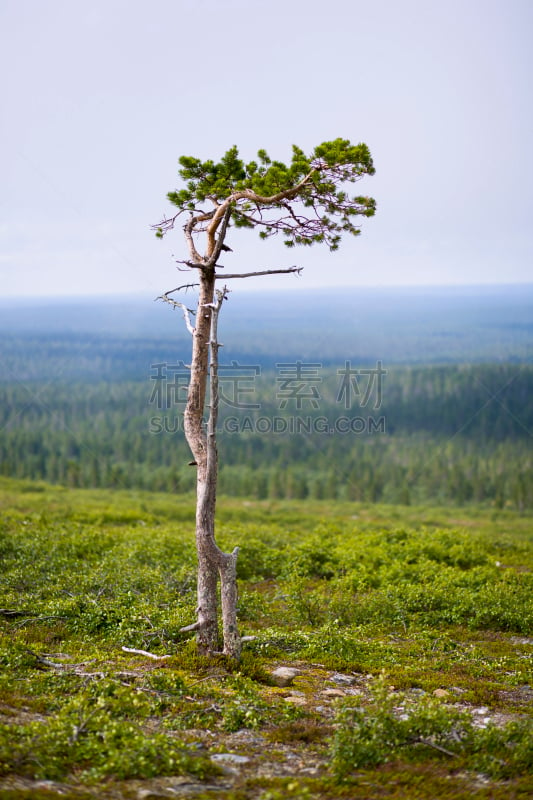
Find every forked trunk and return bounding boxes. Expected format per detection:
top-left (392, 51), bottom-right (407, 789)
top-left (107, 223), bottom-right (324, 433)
top-left (183, 269), bottom-right (240, 659)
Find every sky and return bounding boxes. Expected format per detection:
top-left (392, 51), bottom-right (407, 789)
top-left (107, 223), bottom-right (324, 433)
top-left (1, 0), bottom-right (532, 297)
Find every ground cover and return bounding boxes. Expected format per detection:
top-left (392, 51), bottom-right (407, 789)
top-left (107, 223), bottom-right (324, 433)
top-left (0, 478), bottom-right (532, 799)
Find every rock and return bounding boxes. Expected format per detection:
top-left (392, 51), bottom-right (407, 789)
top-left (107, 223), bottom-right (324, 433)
top-left (226, 729), bottom-right (265, 745)
top-left (210, 753), bottom-right (250, 765)
top-left (284, 695), bottom-right (307, 706)
top-left (270, 667), bottom-right (302, 687)
top-left (136, 778), bottom-right (202, 798)
top-left (320, 688), bottom-right (346, 698)
top-left (330, 672), bottom-right (357, 686)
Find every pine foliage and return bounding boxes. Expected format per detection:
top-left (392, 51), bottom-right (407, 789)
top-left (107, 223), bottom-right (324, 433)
top-left (158, 139), bottom-right (375, 251)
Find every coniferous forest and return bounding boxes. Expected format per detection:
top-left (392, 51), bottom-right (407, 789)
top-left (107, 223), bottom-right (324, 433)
top-left (0, 365), bottom-right (532, 509)
top-left (0, 286), bottom-right (532, 509)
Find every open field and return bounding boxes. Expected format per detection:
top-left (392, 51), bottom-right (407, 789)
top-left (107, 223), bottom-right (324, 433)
top-left (1, 478), bottom-right (532, 799)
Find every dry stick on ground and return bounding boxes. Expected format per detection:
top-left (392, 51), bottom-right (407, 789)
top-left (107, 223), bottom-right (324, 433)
top-left (24, 649), bottom-right (96, 672)
top-left (121, 646), bottom-right (171, 660)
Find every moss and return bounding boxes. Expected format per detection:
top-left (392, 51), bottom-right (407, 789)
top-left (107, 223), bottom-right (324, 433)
top-left (266, 719), bottom-right (333, 744)
top-left (1, 480), bottom-right (532, 796)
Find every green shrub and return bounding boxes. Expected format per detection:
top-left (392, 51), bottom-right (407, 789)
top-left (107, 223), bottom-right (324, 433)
top-left (331, 675), bottom-right (533, 782)
top-left (0, 680), bottom-right (215, 782)
top-left (467, 718), bottom-right (533, 779)
top-left (331, 675), bottom-right (472, 779)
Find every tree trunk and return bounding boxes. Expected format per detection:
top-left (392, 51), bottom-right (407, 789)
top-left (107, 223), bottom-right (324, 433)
top-left (183, 269), bottom-right (240, 658)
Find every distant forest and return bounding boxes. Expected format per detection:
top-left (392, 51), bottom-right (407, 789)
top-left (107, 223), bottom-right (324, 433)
top-left (1, 287), bottom-right (532, 509)
top-left (1, 364), bottom-right (531, 510)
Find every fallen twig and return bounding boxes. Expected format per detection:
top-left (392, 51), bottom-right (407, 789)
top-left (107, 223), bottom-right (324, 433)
top-left (25, 649), bottom-right (89, 671)
top-left (416, 738), bottom-right (457, 758)
top-left (180, 621), bottom-right (201, 633)
top-left (121, 646), bottom-right (171, 660)
top-left (0, 608), bottom-right (33, 618)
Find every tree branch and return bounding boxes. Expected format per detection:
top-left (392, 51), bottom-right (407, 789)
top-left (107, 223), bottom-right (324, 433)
top-left (160, 283), bottom-right (200, 295)
top-left (121, 646), bottom-right (171, 660)
top-left (415, 738), bottom-right (458, 758)
top-left (204, 167), bottom-right (317, 244)
top-left (184, 210), bottom-right (215, 264)
top-left (216, 267), bottom-right (303, 280)
top-left (206, 204), bottom-right (233, 266)
top-left (179, 621), bottom-right (201, 633)
top-left (157, 293), bottom-right (196, 334)
top-left (151, 210), bottom-right (182, 236)
top-left (24, 649), bottom-right (89, 671)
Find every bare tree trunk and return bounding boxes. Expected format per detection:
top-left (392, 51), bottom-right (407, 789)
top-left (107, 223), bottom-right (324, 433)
top-left (208, 288), bottom-right (240, 659)
top-left (183, 271), bottom-right (240, 658)
top-left (219, 547), bottom-right (240, 657)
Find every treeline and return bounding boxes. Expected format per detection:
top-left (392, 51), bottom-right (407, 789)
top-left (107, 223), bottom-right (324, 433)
top-left (0, 365), bottom-right (532, 509)
top-left (217, 437), bottom-right (533, 510)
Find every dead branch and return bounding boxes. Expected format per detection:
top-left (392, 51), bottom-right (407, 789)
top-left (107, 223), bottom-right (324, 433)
top-left (121, 646), bottom-right (171, 660)
top-left (13, 614), bottom-right (66, 629)
top-left (69, 707), bottom-right (101, 744)
top-left (216, 267), bottom-right (303, 280)
top-left (0, 608), bottom-right (32, 618)
top-left (179, 621), bottom-right (201, 632)
top-left (151, 210), bottom-right (182, 235)
top-left (75, 671), bottom-right (106, 680)
top-left (157, 294), bottom-right (196, 334)
top-left (24, 649), bottom-right (89, 671)
top-left (159, 284), bottom-right (199, 295)
top-left (415, 738), bottom-right (457, 758)
top-left (175, 260), bottom-right (197, 272)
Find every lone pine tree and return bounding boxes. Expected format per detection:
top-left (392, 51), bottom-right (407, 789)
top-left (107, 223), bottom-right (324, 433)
top-left (154, 138), bottom-right (375, 659)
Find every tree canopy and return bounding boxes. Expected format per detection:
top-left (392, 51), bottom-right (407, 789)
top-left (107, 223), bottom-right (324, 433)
top-left (155, 138), bottom-right (376, 254)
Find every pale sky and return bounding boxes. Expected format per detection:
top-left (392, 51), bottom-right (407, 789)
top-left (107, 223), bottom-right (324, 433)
top-left (1, 0), bottom-right (532, 296)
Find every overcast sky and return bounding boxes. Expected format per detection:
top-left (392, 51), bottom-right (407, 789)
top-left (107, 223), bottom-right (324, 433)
top-left (1, 0), bottom-right (532, 297)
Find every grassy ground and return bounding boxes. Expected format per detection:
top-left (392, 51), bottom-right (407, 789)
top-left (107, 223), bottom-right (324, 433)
top-left (0, 477), bottom-right (532, 799)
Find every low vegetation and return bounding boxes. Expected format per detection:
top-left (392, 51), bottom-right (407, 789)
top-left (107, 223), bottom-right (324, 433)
top-left (0, 478), bottom-right (532, 798)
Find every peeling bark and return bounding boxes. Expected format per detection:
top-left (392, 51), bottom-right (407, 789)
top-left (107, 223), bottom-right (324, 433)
top-left (162, 230), bottom-right (305, 660)
top-left (182, 266), bottom-right (241, 658)
top-left (184, 268), bottom-right (218, 653)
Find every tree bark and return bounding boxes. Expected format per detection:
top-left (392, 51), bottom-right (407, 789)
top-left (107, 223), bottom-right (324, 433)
top-left (183, 269), bottom-right (241, 658)
top-left (208, 287), bottom-right (241, 659)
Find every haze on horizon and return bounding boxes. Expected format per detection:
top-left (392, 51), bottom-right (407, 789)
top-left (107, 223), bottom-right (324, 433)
top-left (1, 0), bottom-right (532, 298)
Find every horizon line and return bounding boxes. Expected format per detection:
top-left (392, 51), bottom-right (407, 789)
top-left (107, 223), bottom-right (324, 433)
top-left (2, 281), bottom-right (533, 303)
